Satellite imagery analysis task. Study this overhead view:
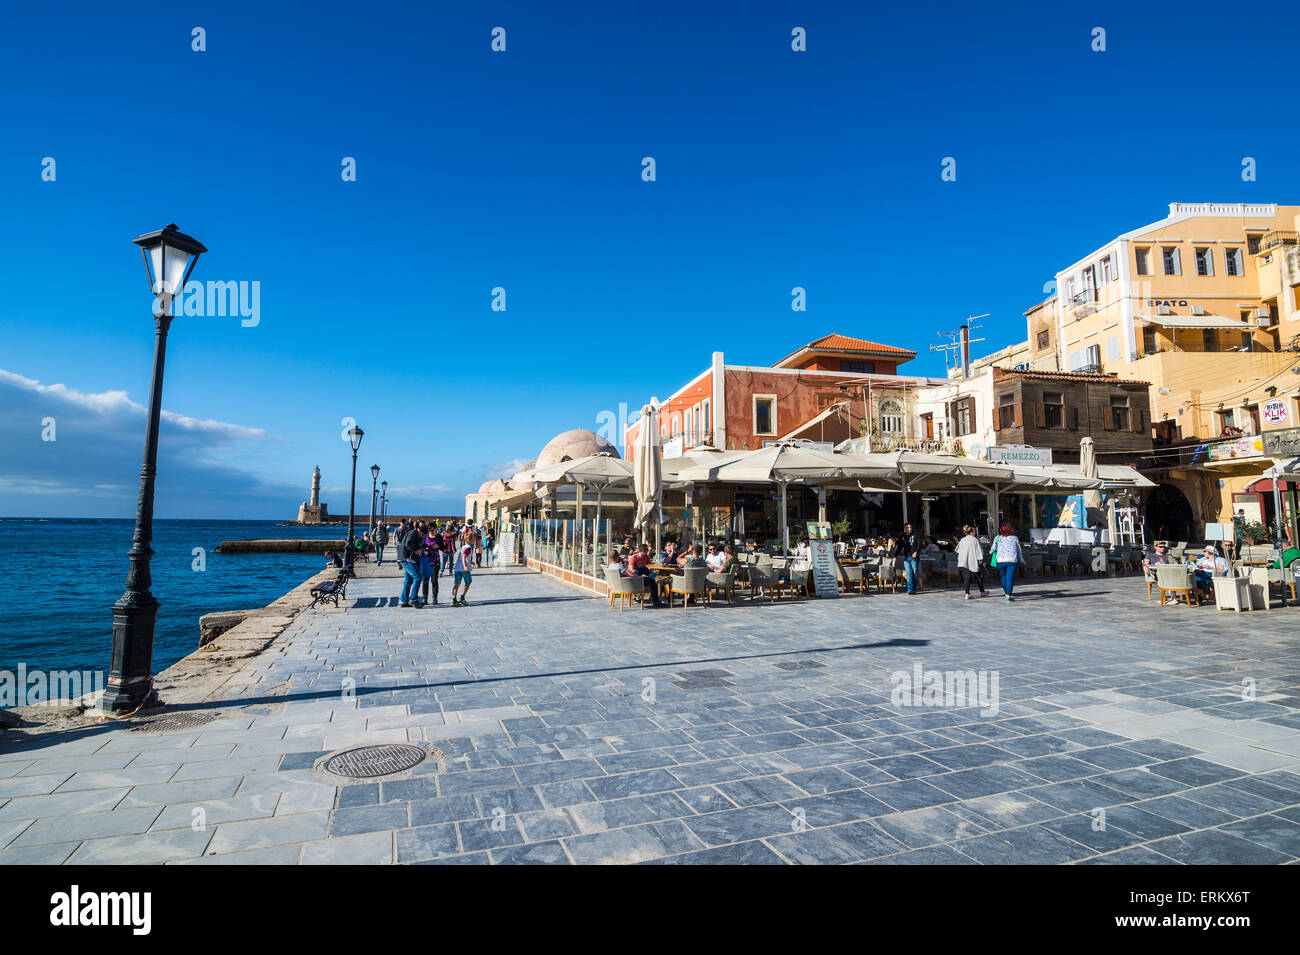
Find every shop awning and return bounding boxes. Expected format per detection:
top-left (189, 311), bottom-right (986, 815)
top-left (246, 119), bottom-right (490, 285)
top-left (1139, 313), bottom-right (1248, 330)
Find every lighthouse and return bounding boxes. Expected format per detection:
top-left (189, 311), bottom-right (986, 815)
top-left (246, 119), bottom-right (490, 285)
top-left (297, 466), bottom-right (330, 523)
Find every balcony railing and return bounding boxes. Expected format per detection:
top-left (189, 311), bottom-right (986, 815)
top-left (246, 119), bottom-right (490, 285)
top-left (1259, 231), bottom-right (1299, 251)
top-left (865, 434), bottom-right (963, 455)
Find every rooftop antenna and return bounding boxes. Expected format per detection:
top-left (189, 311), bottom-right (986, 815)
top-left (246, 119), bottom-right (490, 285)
top-left (931, 314), bottom-right (988, 378)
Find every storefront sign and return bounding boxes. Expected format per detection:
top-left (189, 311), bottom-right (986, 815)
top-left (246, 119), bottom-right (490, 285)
top-left (1208, 436), bottom-right (1265, 461)
top-left (1263, 427), bottom-right (1300, 457)
top-left (1263, 399), bottom-right (1290, 426)
top-left (990, 445), bottom-right (1053, 466)
top-left (806, 522), bottom-right (838, 598)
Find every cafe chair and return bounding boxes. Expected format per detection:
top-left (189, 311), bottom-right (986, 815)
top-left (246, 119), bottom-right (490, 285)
top-left (706, 571), bottom-right (736, 605)
top-left (1155, 564), bottom-right (1199, 607)
top-left (667, 567), bottom-right (709, 608)
top-left (604, 567), bottom-right (647, 611)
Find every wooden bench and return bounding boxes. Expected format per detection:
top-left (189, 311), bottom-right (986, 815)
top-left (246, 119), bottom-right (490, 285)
top-left (310, 572), bottom-right (350, 609)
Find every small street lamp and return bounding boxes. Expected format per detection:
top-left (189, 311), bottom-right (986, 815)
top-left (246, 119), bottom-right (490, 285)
top-left (344, 425), bottom-right (364, 575)
top-left (380, 480), bottom-right (388, 522)
top-left (105, 224), bottom-right (207, 714)
top-left (369, 464), bottom-right (380, 538)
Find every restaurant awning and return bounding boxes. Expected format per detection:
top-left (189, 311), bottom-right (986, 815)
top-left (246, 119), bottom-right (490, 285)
top-left (1265, 457), bottom-right (1300, 480)
top-left (1006, 463), bottom-right (1156, 489)
top-left (1139, 313), bottom-right (1248, 330)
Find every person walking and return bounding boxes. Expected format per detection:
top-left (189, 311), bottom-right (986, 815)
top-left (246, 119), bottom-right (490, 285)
top-left (396, 521), bottom-right (422, 607)
top-left (955, 525), bottom-right (989, 599)
top-left (451, 530), bottom-right (475, 607)
top-left (991, 522), bottom-right (1024, 601)
top-left (483, 525), bottom-right (497, 568)
top-left (893, 522), bottom-right (921, 595)
top-left (440, 524), bottom-right (455, 577)
top-left (473, 526), bottom-right (484, 568)
top-left (420, 524), bottom-right (440, 605)
top-left (372, 522), bottom-right (389, 565)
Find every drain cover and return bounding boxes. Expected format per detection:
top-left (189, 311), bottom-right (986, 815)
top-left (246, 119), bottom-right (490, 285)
top-left (322, 743), bottom-right (427, 779)
top-left (129, 712), bottom-right (220, 733)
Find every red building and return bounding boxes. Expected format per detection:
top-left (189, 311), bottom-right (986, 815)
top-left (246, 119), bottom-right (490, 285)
top-left (625, 333), bottom-right (935, 459)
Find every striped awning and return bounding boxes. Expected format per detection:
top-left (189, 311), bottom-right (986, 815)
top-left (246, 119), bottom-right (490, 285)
top-left (1139, 313), bottom-right (1248, 330)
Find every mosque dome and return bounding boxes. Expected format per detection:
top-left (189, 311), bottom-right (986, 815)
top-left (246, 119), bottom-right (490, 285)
top-left (536, 429), bottom-right (618, 468)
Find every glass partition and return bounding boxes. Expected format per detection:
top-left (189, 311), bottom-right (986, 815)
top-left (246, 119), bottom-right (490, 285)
top-left (522, 518), bottom-right (612, 580)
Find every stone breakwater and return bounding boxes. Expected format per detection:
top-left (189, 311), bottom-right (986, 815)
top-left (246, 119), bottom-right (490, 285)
top-left (216, 539), bottom-right (347, 554)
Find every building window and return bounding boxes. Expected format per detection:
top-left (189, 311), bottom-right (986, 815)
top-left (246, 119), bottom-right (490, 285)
top-left (1135, 248), bottom-right (1150, 275)
top-left (753, 396), bottom-right (775, 436)
top-left (998, 392), bottom-right (1016, 430)
top-left (1202, 329), bottom-right (1216, 352)
top-left (1224, 247), bottom-right (1243, 276)
top-left (1110, 395), bottom-right (1130, 431)
top-left (1043, 392), bottom-right (1064, 429)
top-left (702, 399), bottom-right (710, 439)
top-left (1101, 254), bottom-right (1116, 284)
top-left (1195, 247), bottom-right (1214, 276)
top-left (1036, 330), bottom-right (1050, 349)
top-left (879, 398), bottom-right (904, 434)
top-left (1162, 247), bottom-right (1181, 275)
top-left (954, 397), bottom-right (975, 436)
top-left (1143, 326), bottom-right (1157, 355)
top-left (671, 415), bottom-right (681, 437)
top-left (840, 360), bottom-right (875, 374)
top-left (1247, 234), bottom-right (1262, 255)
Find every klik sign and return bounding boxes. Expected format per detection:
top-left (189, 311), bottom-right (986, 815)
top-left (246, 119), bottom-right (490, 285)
top-left (1262, 399), bottom-right (1290, 426)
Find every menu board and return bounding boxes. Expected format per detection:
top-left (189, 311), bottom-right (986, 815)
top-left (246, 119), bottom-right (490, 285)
top-left (806, 522), bottom-right (838, 598)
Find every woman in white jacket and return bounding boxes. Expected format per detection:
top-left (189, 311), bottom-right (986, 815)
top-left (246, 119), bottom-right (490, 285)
top-left (955, 525), bottom-right (989, 599)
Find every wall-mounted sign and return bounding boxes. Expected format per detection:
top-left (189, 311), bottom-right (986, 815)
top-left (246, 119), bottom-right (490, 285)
top-left (1208, 436), bottom-right (1265, 461)
top-left (990, 445), bottom-right (1053, 466)
top-left (1262, 399), bottom-right (1290, 426)
top-left (1262, 427), bottom-right (1300, 457)
top-left (1146, 300), bottom-right (1189, 307)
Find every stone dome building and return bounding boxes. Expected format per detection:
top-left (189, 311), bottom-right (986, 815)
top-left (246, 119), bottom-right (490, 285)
top-left (535, 429), bottom-right (618, 469)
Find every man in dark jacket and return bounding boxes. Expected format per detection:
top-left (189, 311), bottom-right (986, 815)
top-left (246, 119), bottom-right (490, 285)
top-left (892, 522), bottom-right (921, 595)
top-left (373, 522), bottom-right (389, 565)
top-left (396, 522), bottom-right (423, 607)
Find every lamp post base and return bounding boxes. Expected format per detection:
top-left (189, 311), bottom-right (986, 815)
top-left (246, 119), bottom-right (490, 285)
top-left (104, 598), bottom-right (162, 713)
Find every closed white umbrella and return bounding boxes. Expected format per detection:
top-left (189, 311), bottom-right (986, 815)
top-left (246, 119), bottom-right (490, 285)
top-left (634, 401), bottom-right (663, 550)
top-left (1080, 437), bottom-right (1102, 511)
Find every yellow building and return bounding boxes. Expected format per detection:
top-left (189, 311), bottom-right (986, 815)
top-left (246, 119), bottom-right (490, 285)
top-left (1024, 202), bottom-right (1300, 541)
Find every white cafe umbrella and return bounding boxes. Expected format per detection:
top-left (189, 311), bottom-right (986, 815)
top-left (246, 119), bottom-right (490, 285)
top-left (634, 401), bottom-right (663, 549)
top-left (1080, 437), bottom-right (1102, 512)
top-left (531, 452), bottom-right (633, 556)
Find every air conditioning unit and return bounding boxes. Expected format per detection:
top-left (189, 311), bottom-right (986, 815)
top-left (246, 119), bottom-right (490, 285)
top-left (1255, 307), bottom-right (1270, 318)
top-left (1255, 315), bottom-right (1271, 327)
top-left (1190, 305), bottom-right (1206, 316)
top-left (1156, 306), bottom-right (1173, 316)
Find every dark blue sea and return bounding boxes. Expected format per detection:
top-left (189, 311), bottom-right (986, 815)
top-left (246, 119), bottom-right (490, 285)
top-left (0, 519), bottom-right (344, 676)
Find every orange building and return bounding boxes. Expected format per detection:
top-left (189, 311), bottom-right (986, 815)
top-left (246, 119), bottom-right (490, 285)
top-left (624, 333), bottom-right (946, 460)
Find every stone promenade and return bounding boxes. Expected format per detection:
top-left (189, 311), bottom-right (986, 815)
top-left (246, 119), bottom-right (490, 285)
top-left (2, 564), bottom-right (1299, 864)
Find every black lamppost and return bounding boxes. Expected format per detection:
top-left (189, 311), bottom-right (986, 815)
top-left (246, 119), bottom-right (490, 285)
top-left (343, 425), bottom-right (364, 574)
top-left (381, 480), bottom-right (388, 522)
top-left (368, 464), bottom-right (380, 537)
top-left (105, 224), bottom-right (207, 714)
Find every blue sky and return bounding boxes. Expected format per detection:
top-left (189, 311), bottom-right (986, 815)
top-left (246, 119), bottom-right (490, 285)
top-left (2, 1), bottom-right (1297, 518)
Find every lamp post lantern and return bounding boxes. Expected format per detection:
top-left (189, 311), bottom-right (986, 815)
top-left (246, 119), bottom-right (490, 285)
top-left (105, 224), bottom-right (207, 714)
top-left (343, 426), bottom-right (364, 574)
top-left (380, 480), bottom-right (388, 522)
top-left (368, 464), bottom-right (380, 540)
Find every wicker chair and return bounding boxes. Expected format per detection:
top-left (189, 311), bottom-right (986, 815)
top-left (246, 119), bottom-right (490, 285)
top-left (747, 564), bottom-right (786, 602)
top-left (786, 559), bottom-right (812, 597)
top-left (706, 571), bottom-right (737, 605)
top-left (1155, 564), bottom-right (1199, 606)
top-left (667, 567), bottom-right (709, 607)
top-left (604, 567), bottom-right (647, 610)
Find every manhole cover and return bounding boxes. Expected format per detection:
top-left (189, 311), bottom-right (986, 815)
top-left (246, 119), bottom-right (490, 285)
top-left (129, 712), bottom-right (220, 733)
top-left (322, 743), bottom-right (427, 779)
